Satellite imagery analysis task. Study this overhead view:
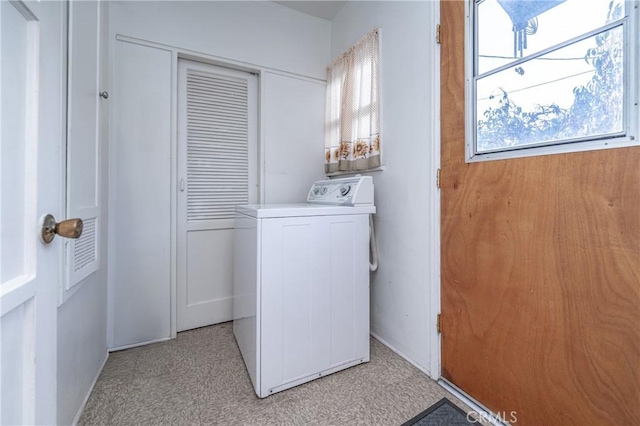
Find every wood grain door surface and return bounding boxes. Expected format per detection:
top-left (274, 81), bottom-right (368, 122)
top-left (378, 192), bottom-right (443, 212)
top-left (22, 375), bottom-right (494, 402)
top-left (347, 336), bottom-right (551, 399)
top-left (440, 2), bottom-right (640, 425)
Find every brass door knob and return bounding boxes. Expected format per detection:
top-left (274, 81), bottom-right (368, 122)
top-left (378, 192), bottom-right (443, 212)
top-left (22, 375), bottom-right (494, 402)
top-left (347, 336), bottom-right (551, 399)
top-left (40, 214), bottom-right (83, 244)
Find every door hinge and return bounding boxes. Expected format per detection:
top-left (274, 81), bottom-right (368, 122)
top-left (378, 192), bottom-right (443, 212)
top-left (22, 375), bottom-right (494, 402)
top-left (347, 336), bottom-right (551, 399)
top-left (437, 313), bottom-right (442, 334)
top-left (436, 168), bottom-right (441, 189)
top-left (436, 24), bottom-right (441, 44)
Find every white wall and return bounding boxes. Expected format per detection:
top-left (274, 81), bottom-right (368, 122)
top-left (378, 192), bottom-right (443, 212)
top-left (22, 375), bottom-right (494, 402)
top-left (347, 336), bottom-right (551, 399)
top-left (263, 72), bottom-right (326, 203)
top-left (110, 1), bottom-right (330, 80)
top-left (331, 1), bottom-right (441, 376)
top-left (57, 2), bottom-right (110, 424)
top-left (108, 1), bottom-right (330, 347)
top-left (57, 274), bottom-right (108, 425)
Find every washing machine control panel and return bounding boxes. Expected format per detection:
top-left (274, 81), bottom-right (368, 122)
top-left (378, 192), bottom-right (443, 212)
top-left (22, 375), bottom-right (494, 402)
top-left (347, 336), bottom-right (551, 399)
top-left (307, 176), bottom-right (374, 206)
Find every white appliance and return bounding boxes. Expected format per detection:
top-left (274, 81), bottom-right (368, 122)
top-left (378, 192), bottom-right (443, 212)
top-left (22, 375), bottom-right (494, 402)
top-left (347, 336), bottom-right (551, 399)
top-left (233, 176), bottom-right (375, 398)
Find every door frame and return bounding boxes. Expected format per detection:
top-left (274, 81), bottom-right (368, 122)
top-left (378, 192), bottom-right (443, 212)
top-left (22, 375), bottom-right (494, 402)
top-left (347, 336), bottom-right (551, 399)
top-left (429, 0), bottom-right (443, 380)
top-left (171, 51), bottom-right (262, 337)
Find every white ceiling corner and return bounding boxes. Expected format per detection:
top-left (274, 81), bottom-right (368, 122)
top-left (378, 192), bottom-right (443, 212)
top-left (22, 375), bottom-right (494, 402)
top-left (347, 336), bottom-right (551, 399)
top-left (272, 1), bottom-right (348, 21)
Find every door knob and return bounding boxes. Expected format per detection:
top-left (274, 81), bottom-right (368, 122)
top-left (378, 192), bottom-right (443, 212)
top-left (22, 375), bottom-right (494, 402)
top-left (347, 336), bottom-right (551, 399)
top-left (40, 214), bottom-right (83, 244)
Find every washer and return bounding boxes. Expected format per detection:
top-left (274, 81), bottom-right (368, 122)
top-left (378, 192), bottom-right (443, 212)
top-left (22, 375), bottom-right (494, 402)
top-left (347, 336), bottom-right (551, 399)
top-left (233, 176), bottom-right (375, 398)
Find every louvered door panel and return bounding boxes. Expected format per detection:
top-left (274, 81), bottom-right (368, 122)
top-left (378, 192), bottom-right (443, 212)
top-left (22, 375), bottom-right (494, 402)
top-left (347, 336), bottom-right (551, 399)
top-left (177, 60), bottom-right (257, 332)
top-left (187, 71), bottom-right (249, 222)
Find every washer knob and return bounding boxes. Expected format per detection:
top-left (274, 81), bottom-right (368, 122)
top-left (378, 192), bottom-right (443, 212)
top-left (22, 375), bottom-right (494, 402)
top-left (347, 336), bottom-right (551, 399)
top-left (340, 185), bottom-right (351, 196)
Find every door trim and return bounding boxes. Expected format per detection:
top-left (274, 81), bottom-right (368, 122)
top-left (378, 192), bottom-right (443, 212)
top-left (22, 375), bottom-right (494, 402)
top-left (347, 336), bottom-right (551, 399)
top-left (170, 50), bottom-right (178, 338)
top-left (429, 0), bottom-right (442, 380)
top-left (439, 379), bottom-right (506, 426)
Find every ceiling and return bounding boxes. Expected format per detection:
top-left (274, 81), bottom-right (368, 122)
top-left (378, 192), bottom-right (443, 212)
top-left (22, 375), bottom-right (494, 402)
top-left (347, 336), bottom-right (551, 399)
top-left (273, 1), bottom-right (348, 21)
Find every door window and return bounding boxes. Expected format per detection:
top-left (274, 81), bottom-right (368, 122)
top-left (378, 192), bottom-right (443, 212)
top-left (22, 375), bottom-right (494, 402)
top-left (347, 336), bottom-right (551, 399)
top-left (466, 0), bottom-right (639, 161)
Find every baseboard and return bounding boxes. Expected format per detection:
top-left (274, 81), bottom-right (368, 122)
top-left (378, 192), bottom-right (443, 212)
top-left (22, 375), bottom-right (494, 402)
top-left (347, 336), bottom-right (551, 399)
top-left (439, 378), bottom-right (511, 426)
top-left (369, 331), bottom-right (434, 379)
top-left (109, 336), bottom-right (171, 352)
top-left (71, 351), bottom-right (109, 426)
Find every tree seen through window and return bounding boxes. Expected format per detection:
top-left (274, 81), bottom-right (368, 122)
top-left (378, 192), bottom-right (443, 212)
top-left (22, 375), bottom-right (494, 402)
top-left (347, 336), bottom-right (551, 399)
top-left (474, 0), bottom-right (627, 153)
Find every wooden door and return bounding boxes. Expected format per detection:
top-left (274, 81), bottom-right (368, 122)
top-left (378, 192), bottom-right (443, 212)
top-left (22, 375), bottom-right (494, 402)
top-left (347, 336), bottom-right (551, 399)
top-left (440, 1), bottom-right (640, 425)
top-left (176, 60), bottom-right (258, 331)
top-left (1, 1), bottom-right (64, 423)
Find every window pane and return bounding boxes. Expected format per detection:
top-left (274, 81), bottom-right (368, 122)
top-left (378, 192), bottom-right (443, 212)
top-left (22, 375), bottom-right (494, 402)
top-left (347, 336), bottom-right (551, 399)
top-left (476, 26), bottom-right (624, 153)
top-left (477, 0), bottom-right (624, 74)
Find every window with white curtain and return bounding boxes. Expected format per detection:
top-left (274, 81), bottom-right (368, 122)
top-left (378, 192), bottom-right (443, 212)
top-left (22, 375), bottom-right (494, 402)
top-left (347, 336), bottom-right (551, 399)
top-left (325, 28), bottom-right (381, 174)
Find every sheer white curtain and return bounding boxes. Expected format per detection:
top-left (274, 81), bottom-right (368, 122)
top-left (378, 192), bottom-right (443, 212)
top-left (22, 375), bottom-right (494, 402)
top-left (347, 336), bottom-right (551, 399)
top-left (325, 28), bottom-right (380, 174)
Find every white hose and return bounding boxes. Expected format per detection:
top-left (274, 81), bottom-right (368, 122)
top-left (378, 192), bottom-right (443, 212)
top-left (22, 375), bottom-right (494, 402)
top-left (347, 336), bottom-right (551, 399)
top-left (369, 214), bottom-right (378, 272)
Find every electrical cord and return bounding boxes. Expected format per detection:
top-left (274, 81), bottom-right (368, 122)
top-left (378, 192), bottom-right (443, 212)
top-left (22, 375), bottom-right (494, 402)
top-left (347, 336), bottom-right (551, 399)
top-left (369, 214), bottom-right (378, 272)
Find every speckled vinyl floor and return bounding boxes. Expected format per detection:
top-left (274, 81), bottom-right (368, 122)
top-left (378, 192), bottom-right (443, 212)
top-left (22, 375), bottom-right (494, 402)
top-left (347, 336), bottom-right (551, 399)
top-left (79, 323), bottom-right (472, 426)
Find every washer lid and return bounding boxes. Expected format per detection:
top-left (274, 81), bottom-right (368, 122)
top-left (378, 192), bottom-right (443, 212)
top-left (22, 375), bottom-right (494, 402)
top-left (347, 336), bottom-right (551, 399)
top-left (235, 203), bottom-right (375, 218)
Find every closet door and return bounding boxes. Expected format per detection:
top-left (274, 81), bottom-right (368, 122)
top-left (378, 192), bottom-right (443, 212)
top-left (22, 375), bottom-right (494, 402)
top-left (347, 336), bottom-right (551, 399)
top-left (111, 40), bottom-right (172, 348)
top-left (177, 60), bottom-right (258, 332)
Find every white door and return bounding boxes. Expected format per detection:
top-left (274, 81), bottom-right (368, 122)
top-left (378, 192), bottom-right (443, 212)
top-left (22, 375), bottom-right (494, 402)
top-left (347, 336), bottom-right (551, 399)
top-left (110, 40), bottom-right (172, 347)
top-left (1, 0), bottom-right (65, 424)
top-left (177, 60), bottom-right (258, 332)
top-left (63, 0), bottom-right (102, 302)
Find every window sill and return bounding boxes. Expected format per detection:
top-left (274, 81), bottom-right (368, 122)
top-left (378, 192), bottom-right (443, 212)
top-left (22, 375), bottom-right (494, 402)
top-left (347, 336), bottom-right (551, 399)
top-left (465, 136), bottom-right (638, 163)
top-left (326, 166), bottom-right (385, 177)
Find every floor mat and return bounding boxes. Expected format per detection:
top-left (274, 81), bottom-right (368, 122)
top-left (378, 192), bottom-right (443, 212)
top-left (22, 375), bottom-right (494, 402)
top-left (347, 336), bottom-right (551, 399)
top-left (401, 398), bottom-right (480, 426)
